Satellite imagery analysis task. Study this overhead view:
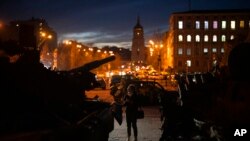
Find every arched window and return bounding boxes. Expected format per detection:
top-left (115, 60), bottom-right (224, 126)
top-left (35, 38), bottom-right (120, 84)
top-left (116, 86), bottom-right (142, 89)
top-left (178, 35), bottom-right (183, 42)
top-left (187, 35), bottom-right (192, 42)
top-left (221, 35), bottom-right (226, 42)
top-left (204, 35), bottom-right (209, 42)
top-left (213, 35), bottom-right (217, 42)
top-left (195, 35), bottom-right (200, 42)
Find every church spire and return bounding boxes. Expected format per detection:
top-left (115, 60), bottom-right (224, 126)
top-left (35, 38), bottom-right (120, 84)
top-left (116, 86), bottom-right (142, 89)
top-left (137, 16), bottom-right (140, 25)
top-left (134, 16), bottom-right (142, 29)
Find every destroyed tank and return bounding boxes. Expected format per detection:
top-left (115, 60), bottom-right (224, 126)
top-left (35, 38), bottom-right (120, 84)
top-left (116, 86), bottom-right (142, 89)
top-left (0, 46), bottom-right (116, 141)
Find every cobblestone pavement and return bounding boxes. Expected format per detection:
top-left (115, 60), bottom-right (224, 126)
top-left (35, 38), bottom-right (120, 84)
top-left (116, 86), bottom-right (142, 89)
top-left (108, 106), bottom-right (162, 141)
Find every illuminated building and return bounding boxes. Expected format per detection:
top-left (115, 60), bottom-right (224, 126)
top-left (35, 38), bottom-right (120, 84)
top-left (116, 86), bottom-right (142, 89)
top-left (169, 9), bottom-right (250, 72)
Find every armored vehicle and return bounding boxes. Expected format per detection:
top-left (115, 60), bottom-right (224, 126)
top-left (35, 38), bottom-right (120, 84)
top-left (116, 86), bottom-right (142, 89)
top-left (0, 43), bottom-right (116, 141)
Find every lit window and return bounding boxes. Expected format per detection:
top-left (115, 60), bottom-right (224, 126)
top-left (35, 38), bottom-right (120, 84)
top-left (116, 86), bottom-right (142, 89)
top-left (222, 21), bottom-right (226, 29)
top-left (178, 21), bottom-right (183, 29)
top-left (213, 35), bottom-right (217, 42)
top-left (221, 35), bottom-right (226, 42)
top-left (187, 60), bottom-right (191, 67)
top-left (204, 35), bottom-right (209, 42)
top-left (195, 21), bottom-right (200, 29)
top-left (213, 21), bottom-right (218, 29)
top-left (240, 20), bottom-right (244, 28)
top-left (187, 35), bottom-right (191, 42)
top-left (178, 48), bottom-right (183, 55)
top-left (178, 35), bottom-right (183, 42)
top-left (203, 48), bottom-right (208, 54)
top-left (195, 35), bottom-right (200, 42)
top-left (230, 35), bottom-right (234, 40)
top-left (221, 48), bottom-right (225, 53)
top-left (204, 21), bottom-right (209, 29)
top-left (212, 48), bottom-right (217, 53)
top-left (231, 21), bottom-right (236, 29)
top-left (187, 48), bottom-right (191, 55)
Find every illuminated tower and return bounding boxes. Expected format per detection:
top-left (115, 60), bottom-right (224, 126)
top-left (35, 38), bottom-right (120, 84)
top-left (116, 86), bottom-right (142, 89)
top-left (131, 16), bottom-right (146, 65)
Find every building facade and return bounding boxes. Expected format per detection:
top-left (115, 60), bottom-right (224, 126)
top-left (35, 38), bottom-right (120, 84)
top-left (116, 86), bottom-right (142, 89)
top-left (9, 17), bottom-right (57, 51)
top-left (131, 17), bottom-right (146, 65)
top-left (168, 10), bottom-right (250, 72)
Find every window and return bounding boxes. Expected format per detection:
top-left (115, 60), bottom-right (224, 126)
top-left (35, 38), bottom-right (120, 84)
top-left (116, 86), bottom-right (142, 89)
top-left (178, 21), bottom-right (183, 29)
top-left (213, 35), bottom-right (217, 42)
top-left (203, 48), bottom-right (208, 54)
top-left (195, 35), bottom-right (200, 42)
top-left (178, 48), bottom-right (183, 55)
top-left (204, 21), bottom-right (209, 29)
top-left (222, 21), bottom-right (226, 29)
top-left (231, 21), bottom-right (236, 29)
top-left (221, 48), bottom-right (225, 53)
top-left (186, 60), bottom-right (191, 67)
top-left (230, 35), bottom-right (234, 40)
top-left (212, 48), bottom-right (217, 53)
top-left (204, 35), bottom-right (209, 42)
top-left (187, 35), bottom-right (192, 42)
top-left (178, 35), bottom-right (183, 42)
top-left (213, 21), bottom-right (218, 29)
top-left (195, 21), bottom-right (200, 29)
top-left (240, 20), bottom-right (244, 28)
top-left (187, 48), bottom-right (191, 55)
top-left (221, 35), bottom-right (226, 42)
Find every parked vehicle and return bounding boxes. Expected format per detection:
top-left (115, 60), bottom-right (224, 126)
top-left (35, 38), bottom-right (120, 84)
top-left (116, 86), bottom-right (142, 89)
top-left (96, 77), bottom-right (107, 90)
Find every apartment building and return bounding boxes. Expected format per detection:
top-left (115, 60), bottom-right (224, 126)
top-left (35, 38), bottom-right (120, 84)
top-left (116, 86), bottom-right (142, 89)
top-left (169, 9), bottom-right (250, 72)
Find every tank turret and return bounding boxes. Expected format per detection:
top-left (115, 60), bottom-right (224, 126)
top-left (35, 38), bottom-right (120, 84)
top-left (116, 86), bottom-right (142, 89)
top-left (0, 41), bottom-right (116, 141)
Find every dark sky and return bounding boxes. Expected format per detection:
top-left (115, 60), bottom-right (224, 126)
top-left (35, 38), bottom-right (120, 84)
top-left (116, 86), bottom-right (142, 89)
top-left (1, 0), bottom-right (250, 48)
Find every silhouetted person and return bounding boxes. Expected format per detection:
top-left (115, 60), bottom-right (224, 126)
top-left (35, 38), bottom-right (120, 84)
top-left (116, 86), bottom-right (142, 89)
top-left (207, 42), bottom-right (250, 140)
top-left (124, 84), bottom-right (139, 141)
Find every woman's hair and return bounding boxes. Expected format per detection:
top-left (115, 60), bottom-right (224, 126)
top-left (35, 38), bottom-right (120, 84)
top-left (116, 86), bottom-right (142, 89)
top-left (127, 84), bottom-right (136, 93)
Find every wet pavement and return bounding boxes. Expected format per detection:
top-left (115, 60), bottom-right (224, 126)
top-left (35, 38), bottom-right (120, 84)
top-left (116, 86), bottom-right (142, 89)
top-left (108, 106), bottom-right (162, 141)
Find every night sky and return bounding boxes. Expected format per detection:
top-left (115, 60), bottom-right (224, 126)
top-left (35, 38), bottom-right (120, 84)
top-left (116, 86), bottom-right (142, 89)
top-left (1, 0), bottom-right (250, 48)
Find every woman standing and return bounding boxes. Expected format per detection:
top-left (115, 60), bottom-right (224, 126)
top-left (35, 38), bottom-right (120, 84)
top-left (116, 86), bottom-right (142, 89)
top-left (124, 84), bottom-right (139, 141)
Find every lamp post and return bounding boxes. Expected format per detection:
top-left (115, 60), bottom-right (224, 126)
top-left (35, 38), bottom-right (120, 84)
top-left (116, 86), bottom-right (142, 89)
top-left (149, 40), bottom-right (163, 73)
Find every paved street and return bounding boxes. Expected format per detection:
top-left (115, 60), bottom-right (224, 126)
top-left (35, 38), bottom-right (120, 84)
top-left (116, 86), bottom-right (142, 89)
top-left (108, 106), bottom-right (162, 141)
top-left (86, 89), bottom-right (163, 141)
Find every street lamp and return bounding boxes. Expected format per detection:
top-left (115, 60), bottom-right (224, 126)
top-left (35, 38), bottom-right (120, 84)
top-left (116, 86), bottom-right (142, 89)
top-left (38, 31), bottom-right (52, 50)
top-left (149, 40), bottom-right (163, 72)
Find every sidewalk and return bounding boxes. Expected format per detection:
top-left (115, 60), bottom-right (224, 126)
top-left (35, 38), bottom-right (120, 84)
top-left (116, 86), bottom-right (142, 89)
top-left (109, 106), bottom-right (162, 141)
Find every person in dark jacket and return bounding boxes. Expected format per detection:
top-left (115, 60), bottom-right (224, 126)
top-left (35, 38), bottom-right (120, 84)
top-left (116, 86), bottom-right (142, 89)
top-left (124, 84), bottom-right (139, 141)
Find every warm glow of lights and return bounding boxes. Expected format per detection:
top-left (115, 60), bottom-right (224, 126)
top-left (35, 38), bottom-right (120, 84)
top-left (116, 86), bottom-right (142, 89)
top-left (41, 32), bottom-right (46, 37)
top-left (104, 51), bottom-right (107, 54)
top-left (163, 31), bottom-right (174, 69)
top-left (88, 48), bottom-right (93, 51)
top-left (63, 40), bottom-right (72, 45)
top-left (76, 44), bottom-right (82, 48)
top-left (97, 49), bottom-right (101, 53)
top-left (109, 51), bottom-right (113, 54)
top-left (149, 40), bottom-right (154, 45)
top-left (47, 35), bottom-right (52, 39)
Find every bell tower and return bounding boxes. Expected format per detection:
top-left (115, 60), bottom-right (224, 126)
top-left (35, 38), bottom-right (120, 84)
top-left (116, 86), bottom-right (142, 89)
top-left (131, 16), bottom-right (146, 65)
